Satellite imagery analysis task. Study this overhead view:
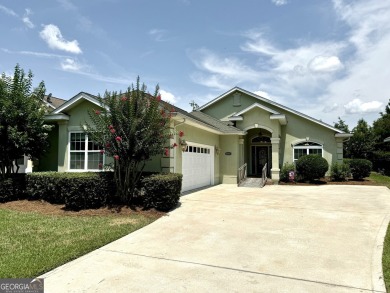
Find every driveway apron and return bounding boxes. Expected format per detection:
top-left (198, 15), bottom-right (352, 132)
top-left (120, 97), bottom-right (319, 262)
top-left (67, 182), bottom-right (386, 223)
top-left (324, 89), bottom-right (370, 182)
top-left (41, 185), bottom-right (390, 292)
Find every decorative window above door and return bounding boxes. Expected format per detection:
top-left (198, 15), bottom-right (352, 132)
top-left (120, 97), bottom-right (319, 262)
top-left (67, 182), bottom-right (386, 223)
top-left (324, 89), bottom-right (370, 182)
top-left (251, 136), bottom-right (271, 143)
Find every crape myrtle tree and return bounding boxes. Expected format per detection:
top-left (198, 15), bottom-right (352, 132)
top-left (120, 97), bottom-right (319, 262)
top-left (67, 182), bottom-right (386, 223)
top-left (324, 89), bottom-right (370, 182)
top-left (85, 77), bottom-right (176, 204)
top-left (0, 64), bottom-right (51, 179)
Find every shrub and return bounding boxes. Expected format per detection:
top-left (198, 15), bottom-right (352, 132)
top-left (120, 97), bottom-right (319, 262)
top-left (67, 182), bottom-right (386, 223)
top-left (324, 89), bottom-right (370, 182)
top-left (26, 172), bottom-right (64, 203)
top-left (0, 174), bottom-right (26, 202)
top-left (371, 151), bottom-right (390, 176)
top-left (349, 159), bottom-right (372, 180)
top-left (330, 162), bottom-right (350, 181)
top-left (27, 172), bottom-right (115, 210)
top-left (296, 155), bottom-right (329, 181)
top-left (280, 162), bottom-right (295, 182)
top-left (141, 173), bottom-right (182, 211)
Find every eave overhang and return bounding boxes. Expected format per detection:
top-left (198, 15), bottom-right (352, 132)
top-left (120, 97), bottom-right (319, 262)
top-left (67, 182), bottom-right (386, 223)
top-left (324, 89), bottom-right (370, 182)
top-left (44, 114), bottom-right (70, 122)
top-left (335, 133), bottom-right (353, 138)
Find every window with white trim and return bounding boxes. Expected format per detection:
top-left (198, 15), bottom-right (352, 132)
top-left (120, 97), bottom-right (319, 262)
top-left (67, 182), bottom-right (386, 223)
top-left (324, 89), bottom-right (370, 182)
top-left (293, 141), bottom-right (323, 162)
top-left (69, 132), bottom-right (104, 170)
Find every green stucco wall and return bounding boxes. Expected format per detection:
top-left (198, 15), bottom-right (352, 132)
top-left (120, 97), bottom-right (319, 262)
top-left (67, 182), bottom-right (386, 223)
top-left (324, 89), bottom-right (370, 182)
top-left (219, 135), bottom-right (239, 183)
top-left (36, 123), bottom-right (59, 171)
top-left (201, 91), bottom-right (340, 176)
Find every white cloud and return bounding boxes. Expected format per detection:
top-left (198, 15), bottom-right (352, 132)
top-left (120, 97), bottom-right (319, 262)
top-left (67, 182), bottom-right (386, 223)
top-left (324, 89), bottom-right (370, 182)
top-left (308, 56), bottom-right (343, 73)
top-left (40, 24), bottom-right (82, 54)
top-left (271, 0), bottom-right (288, 6)
top-left (60, 58), bottom-right (82, 71)
top-left (189, 49), bottom-right (262, 90)
top-left (312, 0), bottom-right (390, 124)
top-left (344, 99), bottom-right (382, 114)
top-left (56, 0), bottom-right (77, 11)
top-left (0, 5), bottom-right (34, 29)
top-left (160, 90), bottom-right (178, 104)
top-left (22, 9), bottom-right (34, 29)
top-left (190, 72), bottom-right (231, 91)
top-left (0, 5), bottom-right (17, 17)
top-left (149, 29), bottom-right (168, 42)
top-left (1, 48), bottom-right (69, 59)
top-left (323, 103), bottom-right (339, 113)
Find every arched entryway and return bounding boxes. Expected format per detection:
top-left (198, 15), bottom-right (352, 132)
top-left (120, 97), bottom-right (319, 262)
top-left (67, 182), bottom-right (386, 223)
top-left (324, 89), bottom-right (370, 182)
top-left (247, 128), bottom-right (272, 177)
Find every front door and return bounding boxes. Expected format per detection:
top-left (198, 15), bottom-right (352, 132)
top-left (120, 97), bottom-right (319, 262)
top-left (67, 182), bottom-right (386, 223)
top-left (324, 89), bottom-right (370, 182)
top-left (251, 146), bottom-right (270, 176)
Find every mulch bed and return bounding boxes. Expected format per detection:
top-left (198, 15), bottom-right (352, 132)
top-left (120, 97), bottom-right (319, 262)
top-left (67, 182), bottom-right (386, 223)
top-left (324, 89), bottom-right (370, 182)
top-left (279, 177), bottom-right (376, 186)
top-left (0, 200), bottom-right (165, 217)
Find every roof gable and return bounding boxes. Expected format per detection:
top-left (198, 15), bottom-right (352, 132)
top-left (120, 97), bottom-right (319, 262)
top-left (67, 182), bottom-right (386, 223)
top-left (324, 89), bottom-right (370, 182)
top-left (53, 92), bottom-right (104, 114)
top-left (233, 103), bottom-right (279, 116)
top-left (198, 87), bottom-right (344, 134)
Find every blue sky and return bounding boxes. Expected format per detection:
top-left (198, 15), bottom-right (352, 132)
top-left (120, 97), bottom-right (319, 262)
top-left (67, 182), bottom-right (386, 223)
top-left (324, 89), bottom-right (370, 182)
top-left (1, 0), bottom-right (389, 128)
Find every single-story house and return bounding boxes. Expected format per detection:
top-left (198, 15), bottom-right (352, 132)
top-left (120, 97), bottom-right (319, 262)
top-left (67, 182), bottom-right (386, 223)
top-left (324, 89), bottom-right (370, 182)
top-left (33, 87), bottom-right (351, 192)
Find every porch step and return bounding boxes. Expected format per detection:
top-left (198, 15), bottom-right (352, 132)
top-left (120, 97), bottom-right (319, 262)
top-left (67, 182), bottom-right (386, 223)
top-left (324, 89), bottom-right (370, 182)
top-left (239, 177), bottom-right (264, 188)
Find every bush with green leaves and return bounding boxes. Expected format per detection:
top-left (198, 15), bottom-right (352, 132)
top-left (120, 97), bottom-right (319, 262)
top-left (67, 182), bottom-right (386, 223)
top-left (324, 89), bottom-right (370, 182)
top-left (348, 159), bottom-right (372, 180)
top-left (0, 174), bottom-right (26, 202)
top-left (0, 64), bottom-right (51, 178)
top-left (296, 155), bottom-right (329, 181)
top-left (280, 162), bottom-right (295, 182)
top-left (27, 172), bottom-right (115, 209)
top-left (141, 173), bottom-right (182, 211)
top-left (330, 162), bottom-right (350, 181)
top-left (371, 151), bottom-right (390, 176)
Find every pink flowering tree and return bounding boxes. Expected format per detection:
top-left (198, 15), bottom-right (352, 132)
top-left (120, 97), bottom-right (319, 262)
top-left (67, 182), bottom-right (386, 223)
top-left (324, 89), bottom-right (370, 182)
top-left (85, 77), bottom-right (173, 203)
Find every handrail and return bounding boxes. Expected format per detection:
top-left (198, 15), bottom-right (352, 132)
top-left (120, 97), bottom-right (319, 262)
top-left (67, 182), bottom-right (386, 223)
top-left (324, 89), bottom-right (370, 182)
top-left (260, 163), bottom-right (267, 188)
top-left (237, 163), bottom-right (247, 186)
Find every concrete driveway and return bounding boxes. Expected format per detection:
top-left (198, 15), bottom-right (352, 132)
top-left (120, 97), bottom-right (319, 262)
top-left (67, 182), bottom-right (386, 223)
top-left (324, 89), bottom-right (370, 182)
top-left (41, 185), bottom-right (390, 292)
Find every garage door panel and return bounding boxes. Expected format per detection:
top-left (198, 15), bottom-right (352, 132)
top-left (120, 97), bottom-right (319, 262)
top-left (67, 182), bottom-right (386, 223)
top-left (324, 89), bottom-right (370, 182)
top-left (182, 144), bottom-right (213, 192)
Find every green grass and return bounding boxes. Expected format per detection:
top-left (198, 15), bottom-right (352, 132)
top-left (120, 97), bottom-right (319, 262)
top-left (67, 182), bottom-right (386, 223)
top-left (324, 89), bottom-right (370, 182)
top-left (369, 172), bottom-right (390, 188)
top-left (383, 224), bottom-right (390, 292)
top-left (374, 172), bottom-right (390, 291)
top-left (0, 209), bottom-right (160, 278)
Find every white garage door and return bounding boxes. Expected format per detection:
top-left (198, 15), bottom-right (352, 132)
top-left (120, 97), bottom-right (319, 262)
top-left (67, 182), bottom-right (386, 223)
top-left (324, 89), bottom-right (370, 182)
top-left (182, 143), bottom-right (214, 192)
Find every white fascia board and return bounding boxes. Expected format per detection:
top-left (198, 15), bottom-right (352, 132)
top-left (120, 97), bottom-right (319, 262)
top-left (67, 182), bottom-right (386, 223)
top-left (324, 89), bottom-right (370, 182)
top-left (234, 102), bottom-right (279, 116)
top-left (44, 114), bottom-right (70, 121)
top-left (270, 114), bottom-right (287, 125)
top-left (172, 114), bottom-right (222, 134)
top-left (172, 113), bottom-right (244, 135)
top-left (335, 133), bottom-right (353, 138)
top-left (53, 92), bottom-right (107, 114)
top-left (197, 87), bottom-right (237, 111)
top-left (228, 116), bottom-right (243, 121)
top-left (385, 137), bottom-right (390, 142)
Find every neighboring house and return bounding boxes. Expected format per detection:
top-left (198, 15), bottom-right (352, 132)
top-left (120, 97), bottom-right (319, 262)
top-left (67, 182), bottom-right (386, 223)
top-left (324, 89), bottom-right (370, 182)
top-left (38, 87), bottom-right (351, 192)
top-left (385, 137), bottom-right (390, 143)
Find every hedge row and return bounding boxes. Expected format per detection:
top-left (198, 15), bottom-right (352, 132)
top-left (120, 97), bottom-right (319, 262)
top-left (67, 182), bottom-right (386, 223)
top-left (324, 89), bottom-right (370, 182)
top-left (26, 172), bottom-right (115, 210)
top-left (0, 174), bottom-right (26, 202)
top-left (371, 151), bottom-right (390, 176)
top-left (0, 171), bottom-right (182, 211)
top-left (280, 157), bottom-right (373, 182)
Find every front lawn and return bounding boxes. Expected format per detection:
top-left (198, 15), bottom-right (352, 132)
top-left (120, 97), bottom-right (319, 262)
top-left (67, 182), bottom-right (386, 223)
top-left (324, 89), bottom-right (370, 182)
top-left (369, 172), bottom-right (390, 189)
top-left (0, 202), bottom-right (162, 278)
